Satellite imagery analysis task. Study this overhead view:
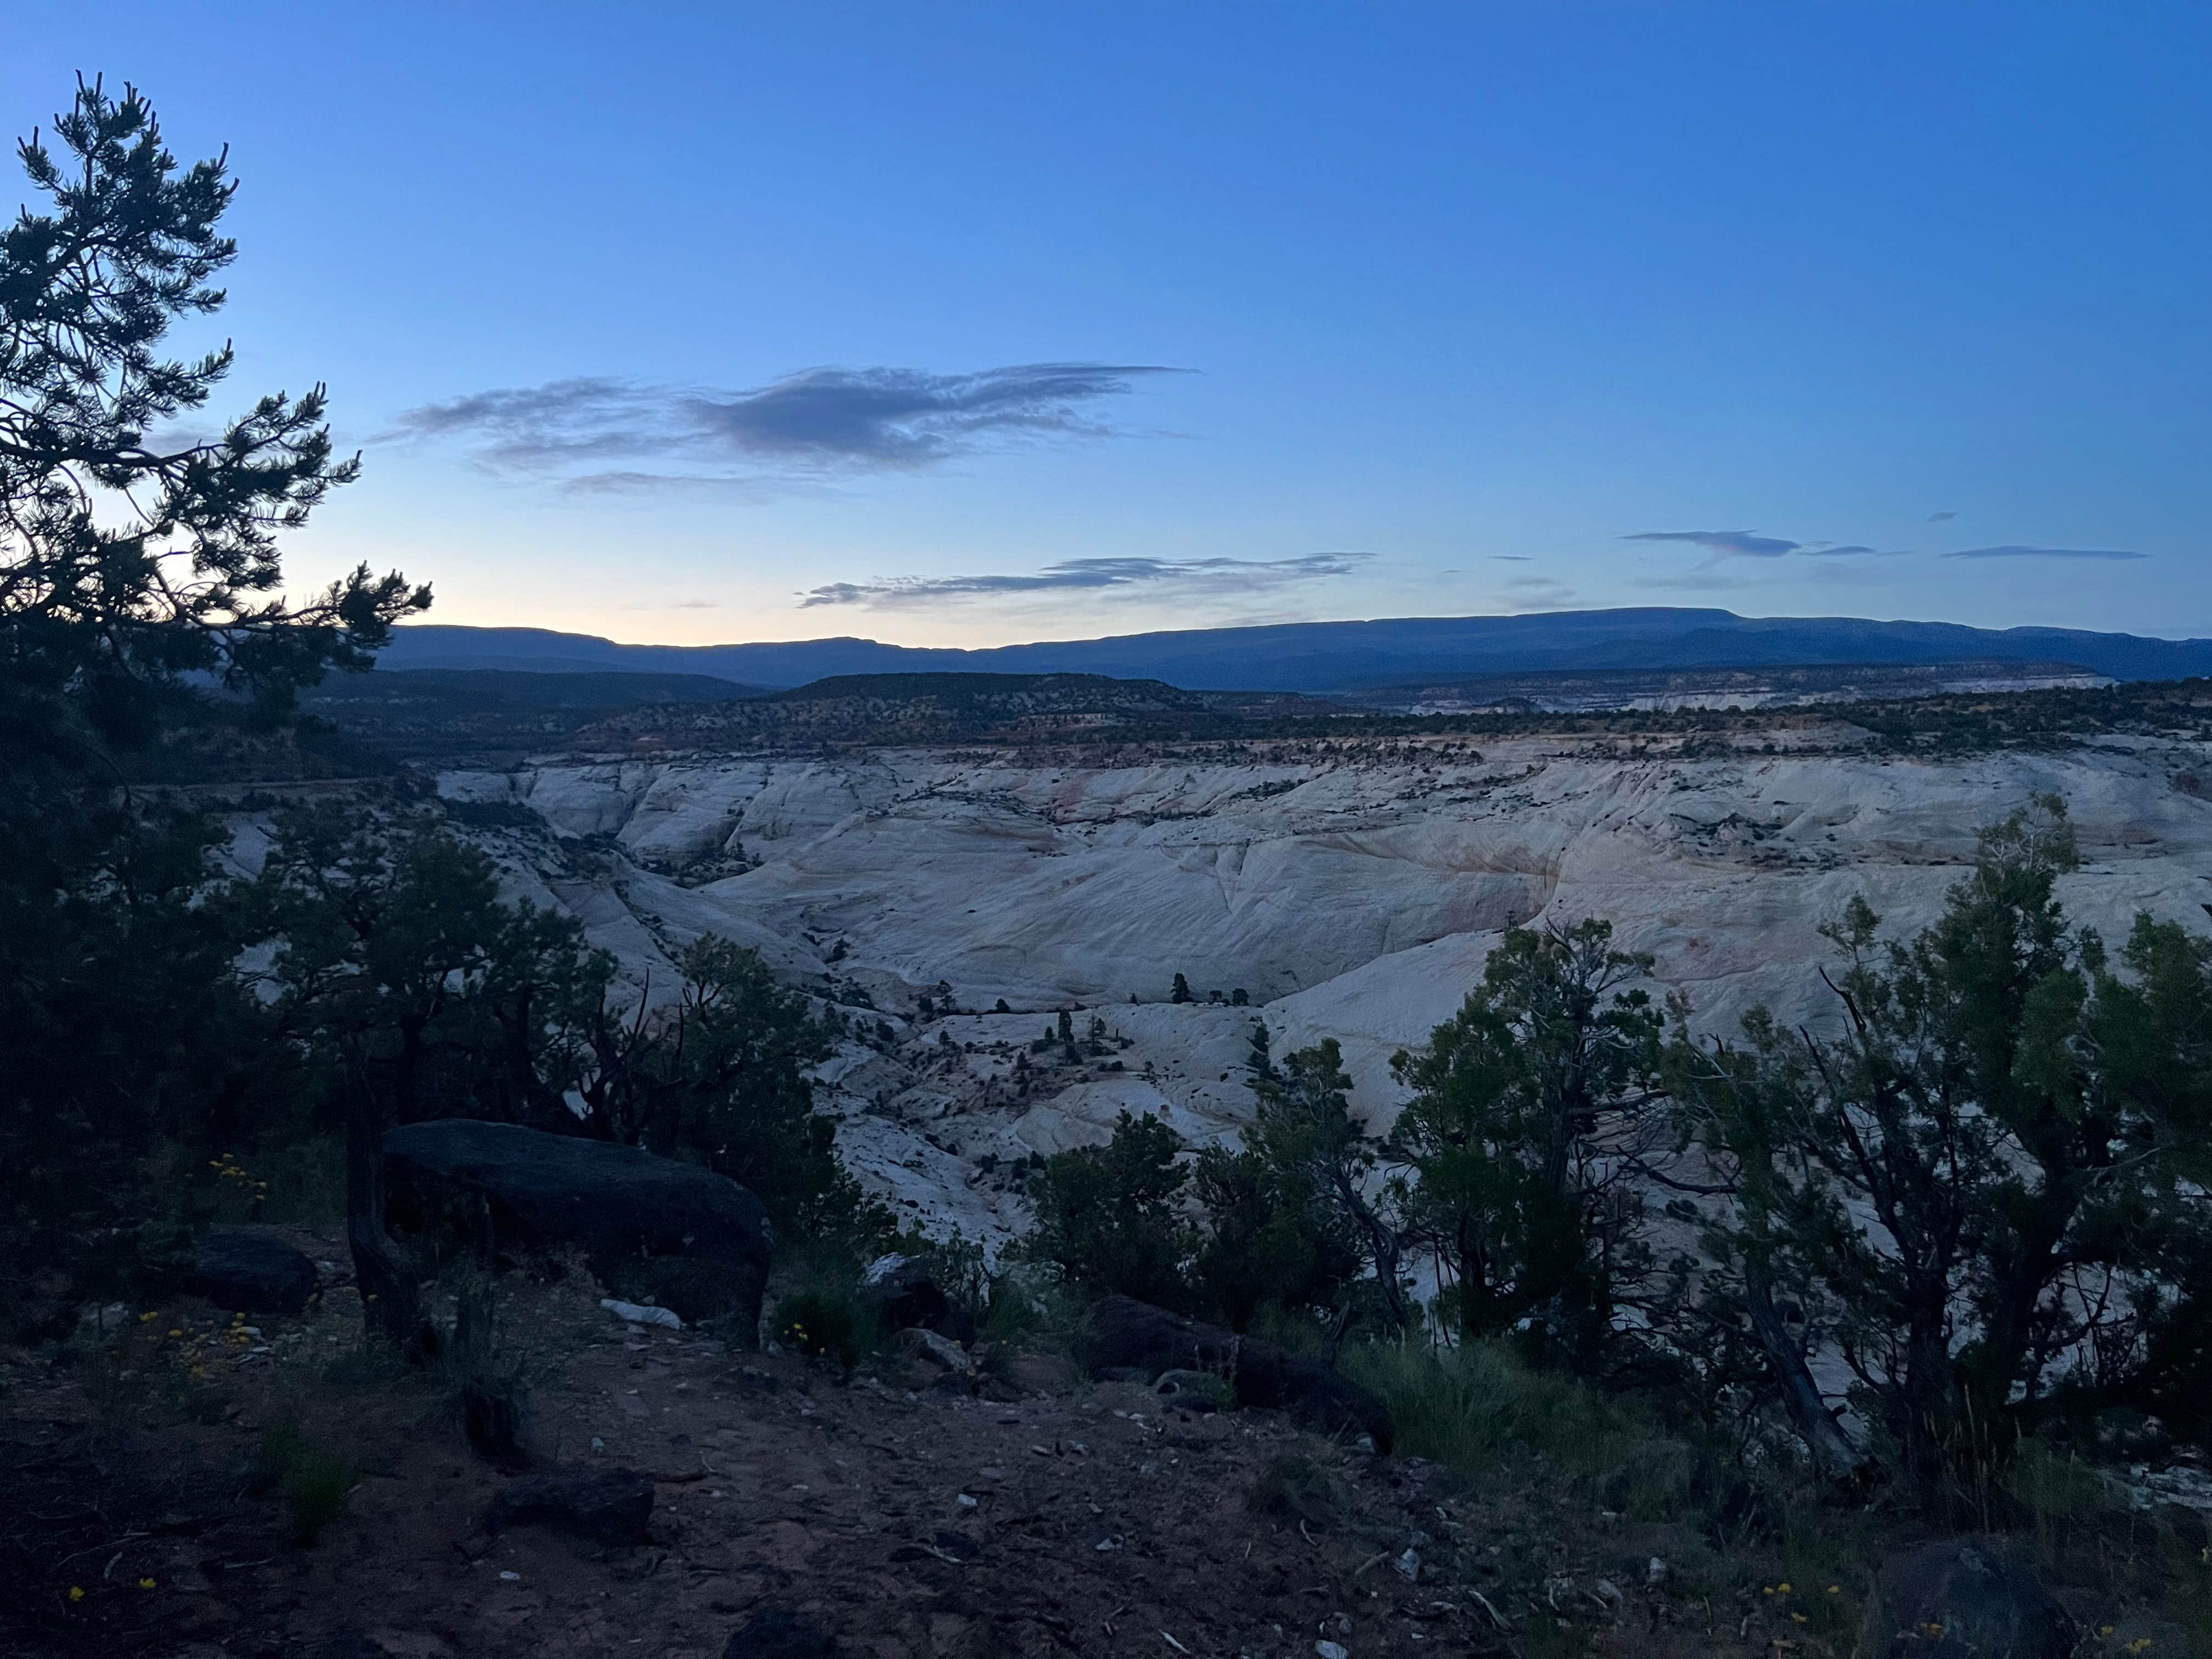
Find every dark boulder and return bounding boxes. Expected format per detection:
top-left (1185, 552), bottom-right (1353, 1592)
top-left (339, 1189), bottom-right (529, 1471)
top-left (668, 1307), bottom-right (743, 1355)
top-left (859, 1253), bottom-right (949, 1330)
top-left (722, 1608), bottom-right (840, 1658)
top-left (857, 1252), bottom-right (978, 1344)
top-left (382, 1120), bottom-right (771, 1338)
top-left (190, 1227), bottom-right (318, 1316)
top-left (1866, 1539), bottom-right (2074, 1659)
top-left (483, 1463), bottom-right (654, 1547)
top-left (1087, 1296), bottom-right (1393, 1452)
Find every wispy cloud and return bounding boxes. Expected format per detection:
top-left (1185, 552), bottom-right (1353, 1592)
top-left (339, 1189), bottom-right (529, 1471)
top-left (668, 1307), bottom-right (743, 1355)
top-left (1928, 510), bottom-right (1958, 522)
top-left (1626, 528), bottom-right (1909, 562)
top-left (797, 551), bottom-right (1370, 609)
top-left (1624, 528), bottom-right (1801, 558)
top-left (1940, 544), bottom-right (2149, 562)
top-left (387, 362), bottom-right (1184, 490)
top-left (1491, 554), bottom-right (1534, 562)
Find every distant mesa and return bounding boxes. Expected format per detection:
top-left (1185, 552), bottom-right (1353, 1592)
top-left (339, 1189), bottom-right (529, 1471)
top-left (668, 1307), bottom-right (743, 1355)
top-left (376, 608), bottom-right (2212, 694)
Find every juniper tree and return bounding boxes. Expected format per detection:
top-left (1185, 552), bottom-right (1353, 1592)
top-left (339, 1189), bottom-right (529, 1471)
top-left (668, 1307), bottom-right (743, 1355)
top-left (1385, 919), bottom-right (1667, 1369)
top-left (1671, 799), bottom-right (2212, 1504)
top-left (0, 79), bottom-right (424, 1328)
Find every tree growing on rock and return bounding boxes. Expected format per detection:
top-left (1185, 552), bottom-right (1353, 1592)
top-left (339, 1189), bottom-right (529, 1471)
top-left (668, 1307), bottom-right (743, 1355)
top-left (249, 804), bottom-right (608, 1347)
top-left (1669, 798), bottom-right (2212, 1506)
top-left (568, 936), bottom-right (862, 1238)
top-left (1385, 919), bottom-right (1667, 1370)
top-left (1243, 1039), bottom-right (1410, 1339)
top-left (1024, 1112), bottom-right (1193, 1307)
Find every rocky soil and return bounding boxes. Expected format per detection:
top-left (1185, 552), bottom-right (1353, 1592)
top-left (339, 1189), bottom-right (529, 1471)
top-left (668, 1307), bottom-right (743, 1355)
top-left (3, 1253), bottom-right (1754, 1659)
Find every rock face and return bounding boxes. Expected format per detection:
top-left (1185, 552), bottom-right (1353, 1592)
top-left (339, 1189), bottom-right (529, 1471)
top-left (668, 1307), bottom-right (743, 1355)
top-left (1866, 1539), bottom-right (2074, 1659)
top-left (483, 1464), bottom-right (654, 1547)
top-left (1087, 1296), bottom-right (1393, 1452)
top-left (405, 734), bottom-right (2212, 1245)
top-left (190, 1227), bottom-right (318, 1316)
top-left (381, 1120), bottom-right (771, 1336)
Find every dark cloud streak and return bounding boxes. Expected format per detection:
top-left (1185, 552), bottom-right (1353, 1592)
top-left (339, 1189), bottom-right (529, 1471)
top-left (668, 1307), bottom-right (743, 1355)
top-left (1624, 528), bottom-right (1801, 558)
top-left (387, 363), bottom-right (1184, 486)
top-left (797, 552), bottom-right (1370, 609)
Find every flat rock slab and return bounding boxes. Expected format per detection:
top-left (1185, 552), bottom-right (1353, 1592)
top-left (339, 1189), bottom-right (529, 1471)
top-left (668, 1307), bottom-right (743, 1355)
top-left (382, 1120), bottom-right (771, 1334)
top-left (483, 1464), bottom-right (654, 1547)
top-left (191, 1227), bottom-right (318, 1316)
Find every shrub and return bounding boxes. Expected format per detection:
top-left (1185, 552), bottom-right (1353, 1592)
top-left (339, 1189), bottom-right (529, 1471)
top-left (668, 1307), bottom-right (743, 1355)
top-left (1343, 1339), bottom-right (1642, 1477)
top-left (1023, 1113), bottom-right (1193, 1307)
top-left (254, 1420), bottom-right (359, 1545)
top-left (774, 1289), bottom-right (862, 1371)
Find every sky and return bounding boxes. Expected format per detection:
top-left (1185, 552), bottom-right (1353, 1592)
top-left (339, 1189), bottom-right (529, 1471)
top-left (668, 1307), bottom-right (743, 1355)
top-left (7, 3), bottom-right (2209, 648)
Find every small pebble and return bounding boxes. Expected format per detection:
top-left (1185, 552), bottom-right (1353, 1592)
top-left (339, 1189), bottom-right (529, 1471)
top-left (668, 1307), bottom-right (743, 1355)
top-left (499, 1570), bottom-right (521, 1582)
top-left (957, 1493), bottom-right (979, 1508)
top-left (1316, 1644), bottom-right (1348, 1659)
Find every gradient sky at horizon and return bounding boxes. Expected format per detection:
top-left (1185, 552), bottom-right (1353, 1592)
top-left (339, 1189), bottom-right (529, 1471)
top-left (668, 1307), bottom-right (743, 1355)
top-left (8, 4), bottom-right (2209, 648)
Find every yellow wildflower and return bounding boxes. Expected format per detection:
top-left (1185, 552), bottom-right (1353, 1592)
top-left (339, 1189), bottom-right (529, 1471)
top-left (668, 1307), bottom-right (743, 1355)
top-left (1778, 1583), bottom-right (1792, 1595)
top-left (69, 1587), bottom-right (84, 1602)
top-left (138, 1577), bottom-right (155, 1590)
top-left (1792, 1614), bottom-right (1808, 1624)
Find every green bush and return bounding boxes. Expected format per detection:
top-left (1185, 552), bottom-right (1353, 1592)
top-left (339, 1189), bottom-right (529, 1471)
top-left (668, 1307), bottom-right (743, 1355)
top-left (774, 1289), bottom-right (862, 1370)
top-left (1023, 1112), bottom-right (1194, 1308)
top-left (1344, 1338), bottom-right (1643, 1477)
top-left (254, 1420), bottom-right (359, 1545)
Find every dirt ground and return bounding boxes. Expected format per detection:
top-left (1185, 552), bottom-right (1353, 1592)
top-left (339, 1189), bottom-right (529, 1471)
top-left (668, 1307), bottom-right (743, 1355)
top-left (0, 1239), bottom-right (1849, 1659)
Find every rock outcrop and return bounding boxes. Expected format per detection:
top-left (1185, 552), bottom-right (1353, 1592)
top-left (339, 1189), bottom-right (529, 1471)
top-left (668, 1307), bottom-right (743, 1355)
top-left (1087, 1295), bottom-right (1393, 1451)
top-left (410, 733), bottom-right (2212, 1244)
top-left (190, 1227), bottom-right (319, 1316)
top-left (382, 1120), bottom-right (771, 1336)
top-left (1866, 1539), bottom-right (2074, 1659)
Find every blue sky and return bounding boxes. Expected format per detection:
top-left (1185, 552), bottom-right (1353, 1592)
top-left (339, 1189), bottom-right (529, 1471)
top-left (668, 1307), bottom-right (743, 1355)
top-left (8, 3), bottom-right (2208, 647)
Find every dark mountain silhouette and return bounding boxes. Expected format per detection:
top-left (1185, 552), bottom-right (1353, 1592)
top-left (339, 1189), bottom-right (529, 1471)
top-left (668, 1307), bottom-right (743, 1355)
top-left (375, 608), bottom-right (2212, 694)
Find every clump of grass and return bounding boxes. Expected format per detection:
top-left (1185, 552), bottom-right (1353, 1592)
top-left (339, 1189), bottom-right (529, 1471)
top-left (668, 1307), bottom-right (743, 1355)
top-left (254, 1419), bottom-right (358, 1545)
top-left (435, 1264), bottom-right (536, 1463)
top-left (774, 1289), bottom-right (861, 1371)
top-left (1344, 1338), bottom-right (1643, 1476)
top-left (977, 1266), bottom-right (1087, 1358)
top-left (2006, 1436), bottom-right (2110, 1523)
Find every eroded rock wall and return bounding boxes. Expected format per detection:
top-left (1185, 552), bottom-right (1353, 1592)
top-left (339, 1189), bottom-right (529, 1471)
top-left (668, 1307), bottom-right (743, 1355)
top-left (433, 731), bottom-right (2212, 1246)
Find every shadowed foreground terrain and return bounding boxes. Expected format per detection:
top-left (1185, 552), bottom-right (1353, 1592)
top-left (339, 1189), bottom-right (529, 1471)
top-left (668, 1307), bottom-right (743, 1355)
top-left (0, 1245), bottom-right (1722, 1659)
top-left (9, 1235), bottom-right (2208, 1659)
